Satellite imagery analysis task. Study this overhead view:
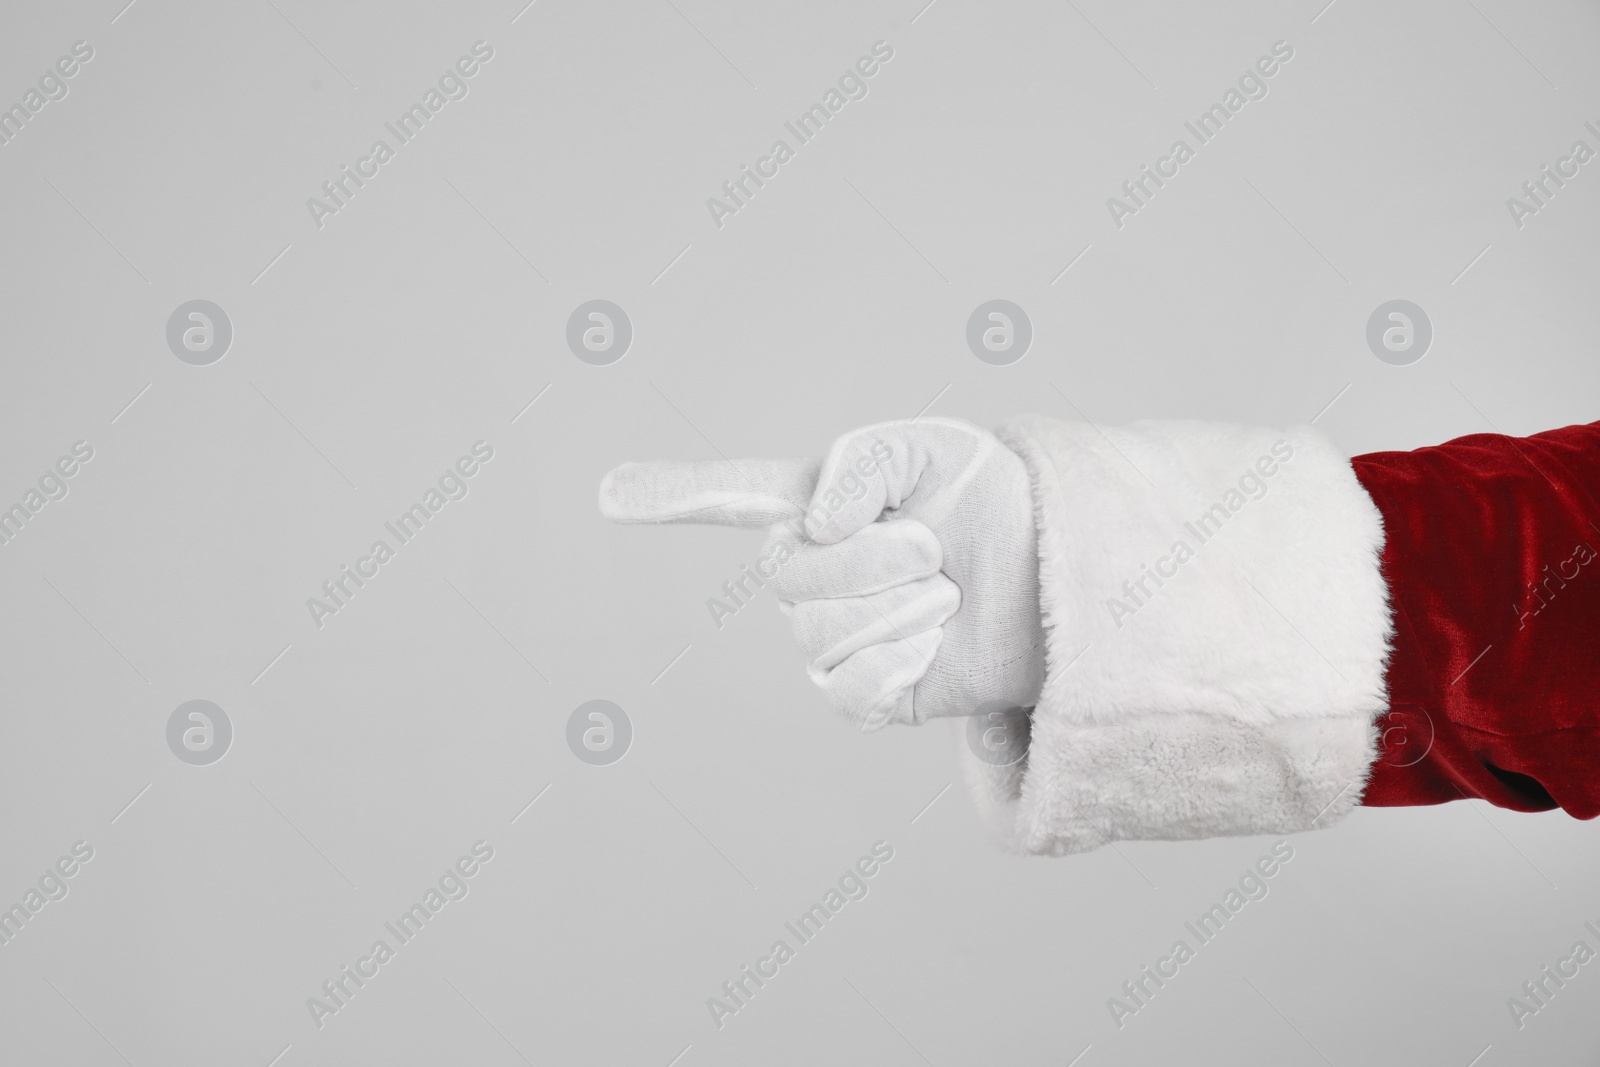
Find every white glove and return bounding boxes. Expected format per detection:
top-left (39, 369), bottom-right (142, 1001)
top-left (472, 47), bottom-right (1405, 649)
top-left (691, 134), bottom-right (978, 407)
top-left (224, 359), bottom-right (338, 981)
top-left (598, 417), bottom-right (1045, 730)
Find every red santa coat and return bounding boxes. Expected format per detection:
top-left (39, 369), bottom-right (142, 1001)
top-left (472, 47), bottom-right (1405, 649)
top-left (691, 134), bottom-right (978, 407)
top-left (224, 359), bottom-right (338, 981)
top-left (1356, 421), bottom-right (1600, 816)
top-left (960, 417), bottom-right (1600, 855)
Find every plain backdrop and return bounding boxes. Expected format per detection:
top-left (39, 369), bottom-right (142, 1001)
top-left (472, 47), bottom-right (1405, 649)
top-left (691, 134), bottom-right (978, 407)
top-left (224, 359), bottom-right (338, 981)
top-left (1, 0), bottom-right (1598, 1064)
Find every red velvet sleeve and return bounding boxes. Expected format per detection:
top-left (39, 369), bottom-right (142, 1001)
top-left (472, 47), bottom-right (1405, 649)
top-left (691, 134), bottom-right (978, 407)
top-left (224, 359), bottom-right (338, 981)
top-left (1352, 421), bottom-right (1600, 816)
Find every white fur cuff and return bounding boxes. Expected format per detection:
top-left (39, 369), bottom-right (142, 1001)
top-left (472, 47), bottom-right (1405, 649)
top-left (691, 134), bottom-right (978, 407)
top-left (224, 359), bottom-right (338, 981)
top-left (961, 416), bottom-right (1393, 855)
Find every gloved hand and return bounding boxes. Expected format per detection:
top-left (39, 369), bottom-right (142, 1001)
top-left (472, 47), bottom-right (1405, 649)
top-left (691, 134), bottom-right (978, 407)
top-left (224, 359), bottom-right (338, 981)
top-left (599, 418), bottom-right (1045, 730)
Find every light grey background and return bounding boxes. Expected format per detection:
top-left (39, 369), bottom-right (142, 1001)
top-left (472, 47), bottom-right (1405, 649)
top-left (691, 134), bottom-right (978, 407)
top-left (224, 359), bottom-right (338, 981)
top-left (2, 0), bottom-right (1598, 1064)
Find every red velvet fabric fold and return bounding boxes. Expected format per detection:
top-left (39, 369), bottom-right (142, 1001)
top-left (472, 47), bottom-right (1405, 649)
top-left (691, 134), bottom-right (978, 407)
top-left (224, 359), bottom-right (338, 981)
top-left (1353, 421), bottom-right (1600, 816)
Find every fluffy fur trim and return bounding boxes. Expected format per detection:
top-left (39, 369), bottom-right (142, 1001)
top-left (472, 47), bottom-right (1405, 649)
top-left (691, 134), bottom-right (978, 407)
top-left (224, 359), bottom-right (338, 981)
top-left (961, 416), bottom-right (1393, 855)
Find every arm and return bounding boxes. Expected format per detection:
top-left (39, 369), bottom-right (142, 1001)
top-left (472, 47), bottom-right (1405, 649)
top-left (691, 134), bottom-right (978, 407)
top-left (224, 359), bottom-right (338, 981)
top-left (601, 417), bottom-right (1600, 856)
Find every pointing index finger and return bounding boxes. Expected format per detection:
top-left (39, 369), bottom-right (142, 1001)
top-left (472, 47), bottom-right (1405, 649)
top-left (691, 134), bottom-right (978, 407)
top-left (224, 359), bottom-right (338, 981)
top-left (599, 458), bottom-right (820, 529)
